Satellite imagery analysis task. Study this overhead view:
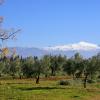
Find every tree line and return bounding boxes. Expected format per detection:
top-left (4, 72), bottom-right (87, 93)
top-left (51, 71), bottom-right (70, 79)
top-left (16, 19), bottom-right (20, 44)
top-left (0, 52), bottom-right (100, 88)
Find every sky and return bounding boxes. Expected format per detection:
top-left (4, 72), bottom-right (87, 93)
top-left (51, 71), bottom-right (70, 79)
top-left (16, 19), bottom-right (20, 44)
top-left (0, 0), bottom-right (100, 47)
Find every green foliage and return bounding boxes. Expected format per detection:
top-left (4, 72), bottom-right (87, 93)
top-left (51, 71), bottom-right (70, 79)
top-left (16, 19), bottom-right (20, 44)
top-left (0, 52), bottom-right (100, 86)
top-left (58, 80), bottom-right (70, 85)
top-left (21, 57), bottom-right (34, 78)
top-left (87, 79), bottom-right (96, 84)
top-left (0, 79), bottom-right (100, 100)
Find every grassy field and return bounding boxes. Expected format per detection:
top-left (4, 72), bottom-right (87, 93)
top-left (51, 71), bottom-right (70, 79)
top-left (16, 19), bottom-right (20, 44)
top-left (0, 78), bottom-right (100, 100)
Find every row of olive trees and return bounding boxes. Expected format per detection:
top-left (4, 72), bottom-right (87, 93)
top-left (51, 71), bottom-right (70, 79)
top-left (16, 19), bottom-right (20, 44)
top-left (0, 53), bottom-right (100, 87)
top-left (63, 53), bottom-right (100, 88)
top-left (0, 54), bottom-right (66, 82)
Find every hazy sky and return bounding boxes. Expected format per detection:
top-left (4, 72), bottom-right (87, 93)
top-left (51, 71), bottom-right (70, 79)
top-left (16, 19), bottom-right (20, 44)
top-left (1, 0), bottom-right (100, 47)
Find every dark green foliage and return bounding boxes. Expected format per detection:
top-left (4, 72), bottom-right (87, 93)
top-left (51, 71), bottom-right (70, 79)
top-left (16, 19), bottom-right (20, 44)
top-left (58, 80), bottom-right (70, 85)
top-left (21, 57), bottom-right (34, 78)
top-left (87, 79), bottom-right (96, 84)
top-left (0, 52), bottom-right (100, 86)
top-left (63, 59), bottom-right (75, 78)
top-left (98, 75), bottom-right (100, 78)
top-left (32, 56), bottom-right (42, 84)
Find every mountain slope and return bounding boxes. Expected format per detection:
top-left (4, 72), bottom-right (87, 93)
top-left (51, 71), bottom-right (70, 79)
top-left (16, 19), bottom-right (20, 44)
top-left (8, 42), bottom-right (100, 58)
top-left (9, 47), bottom-right (48, 58)
top-left (44, 41), bottom-right (100, 51)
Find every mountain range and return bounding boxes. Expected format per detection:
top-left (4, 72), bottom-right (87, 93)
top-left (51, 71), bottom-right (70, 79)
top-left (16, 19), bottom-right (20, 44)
top-left (9, 41), bottom-right (100, 58)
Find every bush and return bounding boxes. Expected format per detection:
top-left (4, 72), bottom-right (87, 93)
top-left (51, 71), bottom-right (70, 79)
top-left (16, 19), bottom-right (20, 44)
top-left (58, 80), bottom-right (70, 86)
top-left (97, 79), bottom-right (100, 82)
top-left (87, 79), bottom-right (96, 84)
top-left (97, 75), bottom-right (100, 79)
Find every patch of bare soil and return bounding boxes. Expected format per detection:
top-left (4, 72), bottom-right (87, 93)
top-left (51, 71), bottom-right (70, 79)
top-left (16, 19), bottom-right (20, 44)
top-left (90, 95), bottom-right (100, 100)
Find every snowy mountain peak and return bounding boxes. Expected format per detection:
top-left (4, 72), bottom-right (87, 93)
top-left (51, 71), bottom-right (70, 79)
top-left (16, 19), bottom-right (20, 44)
top-left (44, 41), bottom-right (100, 51)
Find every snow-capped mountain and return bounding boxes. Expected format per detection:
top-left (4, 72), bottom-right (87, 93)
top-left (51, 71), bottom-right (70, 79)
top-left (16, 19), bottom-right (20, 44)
top-left (44, 41), bottom-right (100, 51)
top-left (8, 42), bottom-right (100, 58)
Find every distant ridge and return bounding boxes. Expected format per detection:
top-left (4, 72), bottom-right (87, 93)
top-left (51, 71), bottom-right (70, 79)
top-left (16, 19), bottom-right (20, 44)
top-left (8, 42), bottom-right (100, 58)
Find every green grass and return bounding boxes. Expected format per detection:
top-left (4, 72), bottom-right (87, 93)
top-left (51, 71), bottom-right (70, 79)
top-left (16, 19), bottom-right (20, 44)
top-left (0, 79), bottom-right (100, 100)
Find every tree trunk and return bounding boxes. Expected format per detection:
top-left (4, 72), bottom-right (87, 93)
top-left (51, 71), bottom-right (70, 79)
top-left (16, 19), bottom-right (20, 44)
top-left (36, 75), bottom-right (40, 84)
top-left (51, 68), bottom-right (55, 76)
top-left (83, 74), bottom-right (88, 88)
top-left (45, 74), bottom-right (48, 78)
top-left (12, 73), bottom-right (15, 79)
top-left (19, 75), bottom-right (22, 79)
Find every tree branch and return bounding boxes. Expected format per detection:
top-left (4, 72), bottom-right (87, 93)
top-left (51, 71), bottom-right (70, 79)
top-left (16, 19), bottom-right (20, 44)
top-left (0, 29), bottom-right (21, 40)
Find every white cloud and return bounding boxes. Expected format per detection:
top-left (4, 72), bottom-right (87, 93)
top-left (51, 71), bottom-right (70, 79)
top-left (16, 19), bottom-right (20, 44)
top-left (44, 41), bottom-right (100, 51)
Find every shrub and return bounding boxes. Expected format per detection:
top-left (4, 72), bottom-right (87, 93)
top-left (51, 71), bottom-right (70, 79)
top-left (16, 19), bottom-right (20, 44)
top-left (97, 79), bottom-right (100, 82)
top-left (97, 75), bottom-right (100, 79)
top-left (58, 80), bottom-right (70, 86)
top-left (87, 79), bottom-right (96, 84)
